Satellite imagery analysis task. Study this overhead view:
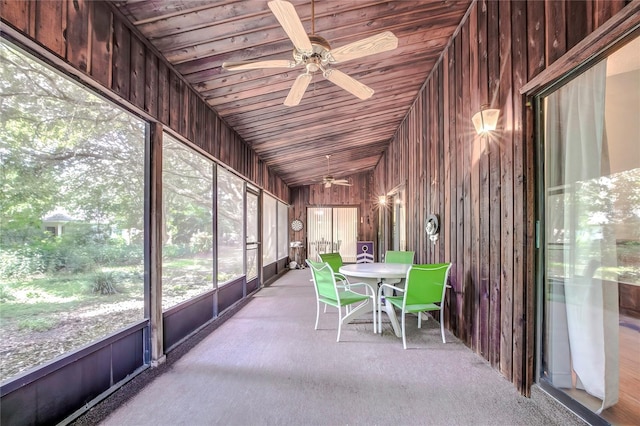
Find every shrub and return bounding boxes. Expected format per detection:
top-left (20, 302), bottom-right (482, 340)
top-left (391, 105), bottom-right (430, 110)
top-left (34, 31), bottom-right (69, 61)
top-left (92, 271), bottom-right (118, 295)
top-left (189, 231), bottom-right (213, 254)
top-left (0, 248), bottom-right (46, 278)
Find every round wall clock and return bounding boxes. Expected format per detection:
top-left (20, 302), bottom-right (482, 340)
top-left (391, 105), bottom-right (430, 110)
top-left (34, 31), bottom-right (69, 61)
top-left (291, 219), bottom-right (303, 232)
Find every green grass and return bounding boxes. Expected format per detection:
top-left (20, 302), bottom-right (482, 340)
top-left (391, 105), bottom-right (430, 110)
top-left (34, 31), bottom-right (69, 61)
top-left (0, 265), bottom-right (144, 319)
top-left (17, 316), bottom-right (58, 332)
top-left (163, 257), bottom-right (213, 269)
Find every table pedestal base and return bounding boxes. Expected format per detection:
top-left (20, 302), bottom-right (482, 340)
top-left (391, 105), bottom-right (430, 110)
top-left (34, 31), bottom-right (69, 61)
top-left (341, 277), bottom-right (402, 337)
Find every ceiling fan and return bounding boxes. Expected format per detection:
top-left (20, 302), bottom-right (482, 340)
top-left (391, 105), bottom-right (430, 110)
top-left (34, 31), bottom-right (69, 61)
top-left (222, 0), bottom-right (398, 106)
top-left (321, 155), bottom-right (352, 188)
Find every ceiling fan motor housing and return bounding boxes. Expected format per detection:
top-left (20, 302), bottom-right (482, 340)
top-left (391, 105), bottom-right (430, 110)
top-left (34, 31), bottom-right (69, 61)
top-left (293, 35), bottom-right (332, 72)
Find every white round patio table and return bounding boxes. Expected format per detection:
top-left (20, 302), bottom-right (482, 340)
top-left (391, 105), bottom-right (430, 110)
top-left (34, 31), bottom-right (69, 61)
top-left (339, 262), bottom-right (411, 337)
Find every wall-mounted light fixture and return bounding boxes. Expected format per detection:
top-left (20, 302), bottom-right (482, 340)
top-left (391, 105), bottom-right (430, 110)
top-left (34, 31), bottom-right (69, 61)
top-left (378, 195), bottom-right (387, 205)
top-left (472, 105), bottom-right (500, 135)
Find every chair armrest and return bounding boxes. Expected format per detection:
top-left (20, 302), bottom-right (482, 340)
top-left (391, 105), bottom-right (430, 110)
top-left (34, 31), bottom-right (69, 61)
top-left (334, 272), bottom-right (348, 282)
top-left (378, 283), bottom-right (404, 295)
top-left (339, 282), bottom-right (375, 296)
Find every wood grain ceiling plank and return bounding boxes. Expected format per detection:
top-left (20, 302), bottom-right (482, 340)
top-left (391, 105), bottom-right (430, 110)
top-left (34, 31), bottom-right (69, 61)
top-left (136, 4), bottom-right (272, 39)
top-left (269, 152), bottom-right (383, 176)
top-left (218, 96), bottom-right (414, 140)
top-left (138, 1), bottom-right (385, 40)
top-left (116, 0), bottom-right (220, 24)
top-left (204, 69), bottom-right (424, 112)
top-left (245, 120), bottom-right (403, 150)
top-left (212, 73), bottom-right (426, 119)
top-left (152, 0), bottom-right (393, 54)
top-left (166, 4), bottom-right (466, 68)
top-left (209, 62), bottom-right (432, 111)
top-left (195, 40), bottom-right (443, 97)
top-left (204, 61), bottom-right (433, 109)
top-left (233, 101), bottom-right (409, 137)
top-left (255, 134), bottom-right (391, 155)
top-left (231, 98), bottom-right (412, 139)
top-left (182, 31), bottom-right (450, 86)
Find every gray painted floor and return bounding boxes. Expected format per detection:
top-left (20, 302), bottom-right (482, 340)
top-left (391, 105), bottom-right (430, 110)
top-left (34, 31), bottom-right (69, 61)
top-left (95, 269), bottom-right (584, 426)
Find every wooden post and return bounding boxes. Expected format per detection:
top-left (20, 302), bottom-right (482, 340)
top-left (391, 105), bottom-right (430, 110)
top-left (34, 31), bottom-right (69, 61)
top-left (148, 121), bottom-right (165, 366)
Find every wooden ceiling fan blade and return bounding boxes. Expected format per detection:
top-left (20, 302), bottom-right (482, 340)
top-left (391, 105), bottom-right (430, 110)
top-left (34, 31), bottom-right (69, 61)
top-left (328, 31), bottom-right (398, 63)
top-left (334, 181), bottom-right (352, 186)
top-left (284, 73), bottom-right (312, 106)
top-left (222, 60), bottom-right (296, 70)
top-left (268, 0), bottom-right (313, 54)
top-left (324, 69), bottom-right (374, 100)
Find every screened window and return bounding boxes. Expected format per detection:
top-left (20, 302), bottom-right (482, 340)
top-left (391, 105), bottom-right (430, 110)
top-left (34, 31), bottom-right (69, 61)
top-left (277, 201), bottom-right (289, 260)
top-left (162, 135), bottom-right (214, 309)
top-left (263, 194), bottom-right (277, 264)
top-left (217, 168), bottom-right (244, 284)
top-left (0, 41), bottom-right (145, 381)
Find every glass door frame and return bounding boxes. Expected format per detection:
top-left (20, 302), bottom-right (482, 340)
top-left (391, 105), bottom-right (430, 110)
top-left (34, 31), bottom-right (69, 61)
top-left (246, 185), bottom-right (261, 291)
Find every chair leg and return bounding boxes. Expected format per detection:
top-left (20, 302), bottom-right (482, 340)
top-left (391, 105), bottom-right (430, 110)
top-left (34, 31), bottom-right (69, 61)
top-left (440, 313), bottom-right (446, 343)
top-left (315, 301), bottom-right (321, 330)
top-left (401, 310), bottom-right (407, 349)
top-left (377, 293), bottom-right (383, 335)
top-left (337, 306), bottom-right (343, 342)
top-left (372, 297), bottom-right (377, 334)
top-left (418, 312), bottom-right (422, 329)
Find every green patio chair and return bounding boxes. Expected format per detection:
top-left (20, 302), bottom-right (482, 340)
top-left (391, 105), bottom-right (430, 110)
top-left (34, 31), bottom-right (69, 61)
top-left (306, 259), bottom-right (377, 341)
top-left (319, 252), bottom-right (348, 282)
top-left (318, 252), bottom-right (349, 313)
top-left (382, 250), bottom-right (415, 285)
top-left (384, 250), bottom-right (415, 264)
top-left (377, 263), bottom-right (452, 349)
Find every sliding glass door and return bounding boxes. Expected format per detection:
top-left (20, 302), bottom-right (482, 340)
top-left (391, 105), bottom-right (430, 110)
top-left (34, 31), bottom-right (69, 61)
top-left (307, 207), bottom-right (358, 262)
top-left (538, 34), bottom-right (639, 424)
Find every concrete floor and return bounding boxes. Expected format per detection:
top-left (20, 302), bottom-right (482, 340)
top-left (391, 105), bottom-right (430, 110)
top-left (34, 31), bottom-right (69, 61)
top-left (73, 269), bottom-right (585, 426)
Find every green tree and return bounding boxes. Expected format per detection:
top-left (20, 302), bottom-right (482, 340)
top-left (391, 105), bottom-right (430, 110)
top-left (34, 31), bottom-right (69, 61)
top-left (0, 42), bottom-right (146, 249)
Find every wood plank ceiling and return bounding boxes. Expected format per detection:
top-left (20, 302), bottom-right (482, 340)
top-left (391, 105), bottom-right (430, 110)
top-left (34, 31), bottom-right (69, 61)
top-left (114, 0), bottom-right (472, 187)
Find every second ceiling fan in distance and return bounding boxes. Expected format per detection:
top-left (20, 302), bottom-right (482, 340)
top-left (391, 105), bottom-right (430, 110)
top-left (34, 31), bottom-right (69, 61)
top-left (321, 155), bottom-right (352, 188)
top-left (222, 0), bottom-right (398, 106)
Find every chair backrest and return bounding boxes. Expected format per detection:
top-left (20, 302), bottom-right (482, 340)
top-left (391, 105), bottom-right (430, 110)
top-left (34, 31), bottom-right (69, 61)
top-left (384, 250), bottom-right (415, 264)
top-left (319, 252), bottom-right (343, 274)
top-left (403, 263), bottom-right (452, 307)
top-left (306, 259), bottom-right (338, 300)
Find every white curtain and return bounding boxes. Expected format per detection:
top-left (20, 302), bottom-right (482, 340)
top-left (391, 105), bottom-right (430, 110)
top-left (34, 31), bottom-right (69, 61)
top-left (545, 61), bottom-right (619, 412)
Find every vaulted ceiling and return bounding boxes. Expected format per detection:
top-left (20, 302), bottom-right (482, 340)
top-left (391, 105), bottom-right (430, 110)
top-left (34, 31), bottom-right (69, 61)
top-left (114, 0), bottom-right (472, 187)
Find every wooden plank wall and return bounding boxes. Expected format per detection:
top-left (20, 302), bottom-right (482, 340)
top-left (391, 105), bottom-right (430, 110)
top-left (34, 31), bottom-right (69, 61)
top-left (289, 172), bottom-right (376, 259)
top-left (373, 0), bottom-right (628, 395)
top-left (0, 0), bottom-right (290, 202)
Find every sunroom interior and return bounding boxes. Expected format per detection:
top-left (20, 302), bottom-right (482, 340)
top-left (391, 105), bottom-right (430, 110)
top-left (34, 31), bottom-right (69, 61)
top-left (1, 1), bottom-right (639, 425)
